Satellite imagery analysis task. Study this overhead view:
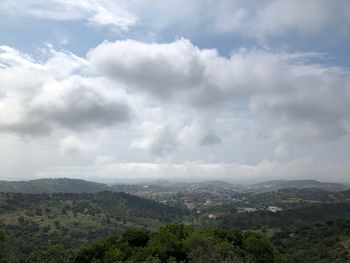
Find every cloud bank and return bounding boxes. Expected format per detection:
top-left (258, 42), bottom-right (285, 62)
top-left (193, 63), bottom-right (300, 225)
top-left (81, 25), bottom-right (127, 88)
top-left (0, 0), bottom-right (350, 183)
top-left (88, 39), bottom-right (350, 145)
top-left (0, 46), bottom-right (132, 136)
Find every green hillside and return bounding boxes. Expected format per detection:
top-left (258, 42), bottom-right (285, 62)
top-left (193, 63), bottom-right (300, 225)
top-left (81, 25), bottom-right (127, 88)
top-left (215, 203), bottom-right (350, 263)
top-left (0, 178), bottom-right (109, 193)
top-left (0, 191), bottom-right (188, 261)
top-left (1, 180), bottom-right (350, 262)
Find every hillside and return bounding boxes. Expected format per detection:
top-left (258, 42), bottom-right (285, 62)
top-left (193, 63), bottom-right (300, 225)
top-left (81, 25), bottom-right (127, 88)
top-left (0, 191), bottom-right (189, 261)
top-left (272, 219), bottom-right (350, 263)
top-left (1, 184), bottom-right (350, 262)
top-left (0, 178), bottom-right (348, 195)
top-left (214, 203), bottom-right (350, 263)
top-left (0, 178), bottom-right (109, 193)
top-left (247, 179), bottom-right (349, 192)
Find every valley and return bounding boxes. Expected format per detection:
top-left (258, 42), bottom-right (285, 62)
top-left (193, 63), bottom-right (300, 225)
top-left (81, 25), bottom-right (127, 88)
top-left (0, 178), bottom-right (349, 262)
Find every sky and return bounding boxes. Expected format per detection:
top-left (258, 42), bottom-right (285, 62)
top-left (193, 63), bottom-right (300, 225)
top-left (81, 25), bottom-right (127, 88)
top-left (0, 0), bottom-right (350, 184)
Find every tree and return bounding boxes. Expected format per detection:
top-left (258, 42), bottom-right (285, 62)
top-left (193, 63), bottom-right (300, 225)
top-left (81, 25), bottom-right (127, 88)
top-left (0, 231), bottom-right (6, 262)
top-left (244, 232), bottom-right (274, 263)
top-left (26, 245), bottom-right (71, 263)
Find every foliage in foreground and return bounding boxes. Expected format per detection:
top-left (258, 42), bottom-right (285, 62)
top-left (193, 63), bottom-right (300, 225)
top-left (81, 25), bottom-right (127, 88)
top-left (27, 224), bottom-right (291, 263)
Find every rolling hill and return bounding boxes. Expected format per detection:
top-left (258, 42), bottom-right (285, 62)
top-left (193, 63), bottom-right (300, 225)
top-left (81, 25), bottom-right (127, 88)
top-left (0, 178), bottom-right (109, 193)
top-left (0, 178), bottom-right (348, 196)
top-left (247, 179), bottom-right (349, 192)
top-left (0, 191), bottom-right (189, 261)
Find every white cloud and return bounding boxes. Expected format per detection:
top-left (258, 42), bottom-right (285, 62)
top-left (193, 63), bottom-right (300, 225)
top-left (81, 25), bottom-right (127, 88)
top-left (88, 38), bottom-right (207, 99)
top-left (254, 0), bottom-right (350, 36)
top-left (0, 0), bottom-right (136, 29)
top-left (177, 120), bottom-right (221, 146)
top-left (126, 0), bottom-right (250, 35)
top-left (131, 126), bottom-right (178, 157)
top-left (0, 45), bottom-right (132, 136)
top-left (126, 0), bottom-right (350, 37)
top-left (89, 38), bottom-right (350, 146)
top-left (59, 135), bottom-right (91, 154)
top-left (88, 39), bottom-right (288, 105)
top-left (3, 39), bottom-right (350, 155)
top-left (255, 0), bottom-right (331, 35)
top-left (130, 113), bottom-right (221, 157)
top-left (1, 36), bottom-right (350, 182)
top-left (94, 155), bottom-right (116, 165)
top-left (2, 0), bottom-right (349, 37)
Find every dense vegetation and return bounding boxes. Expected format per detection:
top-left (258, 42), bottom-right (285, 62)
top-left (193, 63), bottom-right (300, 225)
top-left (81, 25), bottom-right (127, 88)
top-left (26, 224), bottom-right (291, 263)
top-left (213, 203), bottom-right (350, 263)
top-left (0, 179), bottom-right (350, 262)
top-left (0, 230), bottom-right (5, 262)
top-left (0, 192), bottom-right (188, 261)
top-left (272, 219), bottom-right (350, 263)
top-left (217, 203), bottom-right (350, 230)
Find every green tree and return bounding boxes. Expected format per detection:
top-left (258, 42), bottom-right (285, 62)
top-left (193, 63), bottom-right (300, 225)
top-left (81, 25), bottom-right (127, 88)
top-left (147, 224), bottom-right (192, 261)
top-left (244, 232), bottom-right (274, 263)
top-left (26, 245), bottom-right (71, 263)
top-left (0, 231), bottom-right (6, 262)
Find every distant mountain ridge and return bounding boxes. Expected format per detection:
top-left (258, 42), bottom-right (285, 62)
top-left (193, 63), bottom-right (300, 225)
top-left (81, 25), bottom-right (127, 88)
top-left (150, 179), bottom-right (349, 192)
top-left (247, 179), bottom-right (349, 192)
top-left (0, 178), bottom-right (109, 193)
top-left (0, 178), bottom-right (348, 194)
